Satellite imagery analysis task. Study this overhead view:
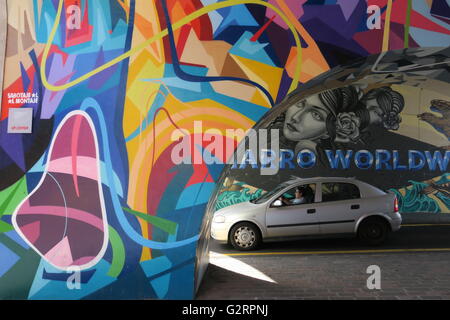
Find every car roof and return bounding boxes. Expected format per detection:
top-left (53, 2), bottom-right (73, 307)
top-left (279, 176), bottom-right (385, 196)
top-left (281, 176), bottom-right (360, 185)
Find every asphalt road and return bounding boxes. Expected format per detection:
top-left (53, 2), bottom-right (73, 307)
top-left (198, 224), bottom-right (450, 300)
top-left (209, 224), bottom-right (450, 255)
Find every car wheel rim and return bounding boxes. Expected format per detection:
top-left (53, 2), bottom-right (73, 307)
top-left (234, 227), bottom-right (255, 248)
top-left (367, 225), bottom-right (382, 239)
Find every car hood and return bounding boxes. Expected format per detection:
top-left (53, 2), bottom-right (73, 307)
top-left (214, 201), bottom-right (261, 216)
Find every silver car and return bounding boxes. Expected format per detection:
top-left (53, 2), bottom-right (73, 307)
top-left (211, 177), bottom-right (402, 250)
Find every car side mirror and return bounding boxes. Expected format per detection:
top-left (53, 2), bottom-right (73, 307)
top-left (271, 199), bottom-right (283, 207)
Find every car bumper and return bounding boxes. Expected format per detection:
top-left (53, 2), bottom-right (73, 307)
top-left (211, 222), bottom-right (231, 243)
top-left (390, 213), bottom-right (402, 232)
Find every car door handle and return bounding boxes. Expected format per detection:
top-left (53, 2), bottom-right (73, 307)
top-left (307, 208), bottom-right (316, 214)
top-left (351, 204), bottom-right (360, 210)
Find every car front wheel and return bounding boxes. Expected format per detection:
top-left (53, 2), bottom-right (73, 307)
top-left (229, 222), bottom-right (261, 251)
top-left (358, 218), bottom-right (389, 246)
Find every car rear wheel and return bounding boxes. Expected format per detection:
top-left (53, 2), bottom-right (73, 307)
top-left (229, 222), bottom-right (261, 251)
top-left (358, 218), bottom-right (389, 246)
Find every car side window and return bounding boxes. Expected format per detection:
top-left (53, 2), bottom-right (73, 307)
top-left (277, 184), bottom-right (316, 206)
top-left (321, 183), bottom-right (360, 202)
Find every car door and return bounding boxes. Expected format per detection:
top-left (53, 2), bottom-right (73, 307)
top-left (265, 184), bottom-right (320, 238)
top-left (315, 182), bottom-right (363, 235)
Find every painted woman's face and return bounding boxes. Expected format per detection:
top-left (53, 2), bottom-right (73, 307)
top-left (365, 98), bottom-right (383, 125)
top-left (283, 95), bottom-right (330, 141)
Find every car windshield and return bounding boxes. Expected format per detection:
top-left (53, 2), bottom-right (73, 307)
top-left (251, 184), bottom-right (289, 204)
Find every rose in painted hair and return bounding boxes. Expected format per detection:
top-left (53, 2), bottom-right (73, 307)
top-left (334, 112), bottom-right (361, 143)
top-left (383, 111), bottom-right (402, 130)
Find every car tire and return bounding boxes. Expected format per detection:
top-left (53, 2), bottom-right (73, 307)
top-left (358, 217), bottom-right (389, 246)
top-left (229, 222), bottom-right (261, 251)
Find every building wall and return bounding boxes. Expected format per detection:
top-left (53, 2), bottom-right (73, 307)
top-left (0, 0), bottom-right (449, 299)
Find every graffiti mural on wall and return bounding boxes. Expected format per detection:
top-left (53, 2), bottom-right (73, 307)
top-left (218, 47), bottom-right (450, 216)
top-left (0, 0), bottom-right (449, 299)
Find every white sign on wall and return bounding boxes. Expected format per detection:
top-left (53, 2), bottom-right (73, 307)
top-left (7, 108), bottom-right (33, 133)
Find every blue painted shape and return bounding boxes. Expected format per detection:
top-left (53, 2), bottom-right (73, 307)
top-left (161, 0), bottom-right (274, 106)
top-left (230, 31), bottom-right (275, 66)
top-left (175, 182), bottom-right (216, 210)
top-left (409, 26), bottom-right (450, 47)
top-left (200, 0), bottom-right (224, 33)
top-left (20, 62), bottom-right (31, 91)
top-left (4, 230), bottom-right (30, 250)
top-left (141, 77), bottom-right (203, 92)
top-left (80, 98), bottom-right (199, 249)
top-left (140, 256), bottom-right (172, 299)
top-left (42, 268), bottom-right (96, 283)
top-left (0, 242), bottom-right (19, 277)
top-left (28, 260), bottom-right (116, 300)
top-left (214, 3), bottom-right (259, 37)
top-left (199, 146), bottom-right (225, 181)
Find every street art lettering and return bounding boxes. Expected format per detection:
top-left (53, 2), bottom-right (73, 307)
top-left (367, 5), bottom-right (382, 30)
top-left (0, 0), bottom-right (449, 300)
top-left (66, 5), bottom-right (81, 30)
top-left (366, 265), bottom-right (381, 290)
top-left (326, 149), bottom-right (450, 171)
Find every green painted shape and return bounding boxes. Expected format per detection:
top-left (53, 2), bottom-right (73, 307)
top-left (0, 177), bottom-right (28, 218)
top-left (123, 207), bottom-right (178, 235)
top-left (107, 226), bottom-right (126, 278)
top-left (0, 220), bottom-right (14, 233)
top-left (404, 0), bottom-right (412, 48)
top-left (0, 234), bottom-right (41, 299)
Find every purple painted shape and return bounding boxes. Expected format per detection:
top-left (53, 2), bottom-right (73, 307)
top-left (0, 127), bottom-right (26, 171)
top-left (267, 0), bottom-right (307, 29)
top-left (354, 29), bottom-right (383, 54)
top-left (337, 0), bottom-right (360, 21)
top-left (41, 54), bottom-right (76, 119)
top-left (431, 0), bottom-right (450, 19)
top-left (20, 62), bottom-right (31, 92)
top-left (302, 17), bottom-right (368, 57)
top-left (49, 116), bottom-right (75, 161)
top-left (276, 70), bottom-right (293, 103)
top-left (13, 112), bottom-right (106, 270)
top-left (301, 2), bottom-right (366, 40)
top-left (76, 118), bottom-right (96, 157)
top-left (87, 47), bottom-right (118, 90)
top-left (49, 116), bottom-right (96, 161)
top-left (389, 23), bottom-right (408, 50)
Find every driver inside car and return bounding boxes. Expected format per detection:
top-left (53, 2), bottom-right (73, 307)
top-left (279, 187), bottom-right (306, 205)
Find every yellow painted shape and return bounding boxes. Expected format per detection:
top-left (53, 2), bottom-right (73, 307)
top-left (41, 0), bottom-right (303, 94)
top-left (127, 97), bottom-right (255, 209)
top-left (286, 47), bottom-right (329, 83)
top-left (223, 248), bottom-right (450, 257)
top-left (382, 0), bottom-right (393, 52)
top-left (230, 54), bottom-right (283, 106)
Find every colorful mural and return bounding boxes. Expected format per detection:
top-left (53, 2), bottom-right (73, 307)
top-left (216, 47), bottom-right (450, 216)
top-left (0, 0), bottom-right (449, 299)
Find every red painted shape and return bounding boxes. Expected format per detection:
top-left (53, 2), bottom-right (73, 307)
top-left (71, 115), bottom-right (83, 198)
top-left (64, 0), bottom-right (94, 47)
top-left (251, 15), bottom-right (276, 42)
top-left (179, 0), bottom-right (213, 40)
top-left (176, 24), bottom-right (192, 56)
top-left (382, 0), bottom-right (450, 36)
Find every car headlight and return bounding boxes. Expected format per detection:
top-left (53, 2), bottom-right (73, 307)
top-left (213, 215), bottom-right (226, 223)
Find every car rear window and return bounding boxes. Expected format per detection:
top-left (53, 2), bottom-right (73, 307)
top-left (322, 182), bottom-right (360, 202)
